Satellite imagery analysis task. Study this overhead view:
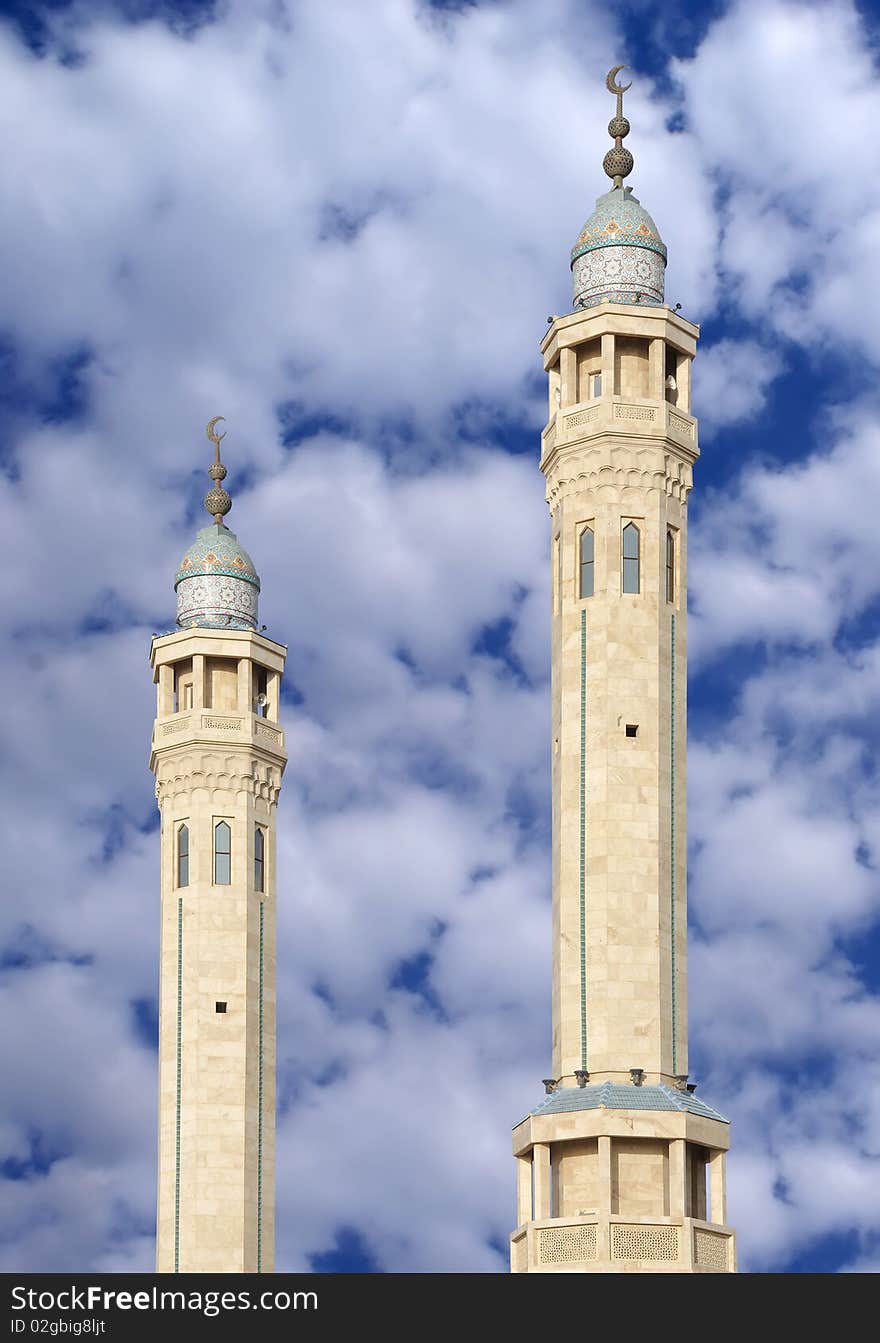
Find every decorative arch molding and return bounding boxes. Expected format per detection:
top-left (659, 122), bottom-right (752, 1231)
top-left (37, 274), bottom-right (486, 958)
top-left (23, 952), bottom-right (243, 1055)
top-left (545, 448), bottom-right (693, 510)
top-left (156, 753), bottom-right (282, 805)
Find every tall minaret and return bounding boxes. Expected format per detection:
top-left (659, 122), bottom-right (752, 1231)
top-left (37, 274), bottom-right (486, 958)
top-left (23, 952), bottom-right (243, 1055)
top-left (150, 419), bottom-right (287, 1272)
top-left (510, 69), bottom-right (736, 1274)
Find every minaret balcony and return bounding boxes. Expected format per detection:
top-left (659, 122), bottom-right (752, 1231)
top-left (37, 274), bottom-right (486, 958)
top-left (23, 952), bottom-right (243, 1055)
top-left (541, 395), bottom-right (698, 467)
top-left (150, 708), bottom-right (286, 767)
top-left (510, 1214), bottom-right (735, 1273)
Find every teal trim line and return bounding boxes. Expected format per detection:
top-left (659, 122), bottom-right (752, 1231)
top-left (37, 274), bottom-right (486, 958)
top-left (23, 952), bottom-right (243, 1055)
top-left (257, 900), bottom-right (264, 1273)
top-left (174, 897), bottom-right (182, 1274)
top-left (670, 614), bottom-right (678, 1076)
top-left (570, 235), bottom-right (668, 263)
top-left (579, 608), bottom-right (588, 1072)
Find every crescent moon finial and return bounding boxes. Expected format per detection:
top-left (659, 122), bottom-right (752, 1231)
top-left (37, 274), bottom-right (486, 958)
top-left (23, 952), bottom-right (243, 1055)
top-left (606, 64), bottom-right (632, 96)
top-left (204, 416), bottom-right (232, 524)
top-left (603, 64), bottom-right (635, 188)
top-left (206, 415), bottom-right (226, 451)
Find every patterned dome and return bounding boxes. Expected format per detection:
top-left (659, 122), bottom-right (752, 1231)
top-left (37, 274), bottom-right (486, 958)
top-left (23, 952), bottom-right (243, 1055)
top-left (174, 523), bottom-right (260, 631)
top-left (571, 186), bottom-right (667, 309)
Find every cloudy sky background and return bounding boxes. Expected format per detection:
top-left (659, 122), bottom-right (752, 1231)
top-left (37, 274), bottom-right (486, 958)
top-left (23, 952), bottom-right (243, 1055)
top-left (1, 0), bottom-right (879, 1273)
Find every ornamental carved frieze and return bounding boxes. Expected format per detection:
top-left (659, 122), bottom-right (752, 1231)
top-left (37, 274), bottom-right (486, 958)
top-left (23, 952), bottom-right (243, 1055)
top-left (155, 751), bottom-right (282, 805)
top-left (544, 444), bottom-right (692, 511)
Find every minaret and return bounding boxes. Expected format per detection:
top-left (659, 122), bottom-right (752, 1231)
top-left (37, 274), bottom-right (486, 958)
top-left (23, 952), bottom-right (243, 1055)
top-left (510, 69), bottom-right (736, 1274)
top-left (150, 419), bottom-right (287, 1272)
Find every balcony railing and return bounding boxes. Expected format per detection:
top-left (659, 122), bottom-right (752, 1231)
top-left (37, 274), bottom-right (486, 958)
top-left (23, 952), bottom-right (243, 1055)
top-left (540, 397), bottom-right (698, 463)
top-left (151, 710), bottom-right (285, 755)
top-left (510, 1215), bottom-right (734, 1273)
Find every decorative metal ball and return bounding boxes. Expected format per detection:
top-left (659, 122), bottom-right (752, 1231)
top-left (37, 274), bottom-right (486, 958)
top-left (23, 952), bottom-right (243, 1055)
top-left (208, 462), bottom-right (228, 481)
top-left (608, 115), bottom-right (630, 139)
top-left (603, 146), bottom-right (634, 179)
top-left (204, 486), bottom-right (232, 517)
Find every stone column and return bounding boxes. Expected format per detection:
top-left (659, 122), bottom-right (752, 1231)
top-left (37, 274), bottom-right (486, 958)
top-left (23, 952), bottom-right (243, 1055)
top-left (192, 653), bottom-right (206, 709)
top-left (709, 1149), bottom-right (727, 1225)
top-left (601, 331), bottom-right (615, 396)
top-left (598, 1136), bottom-right (612, 1217)
top-left (158, 663), bottom-right (174, 716)
top-left (237, 658), bottom-right (251, 713)
top-left (669, 1138), bottom-right (686, 1219)
top-left (516, 1156), bottom-right (532, 1227)
top-left (267, 670), bottom-right (281, 722)
top-left (533, 1144), bottom-right (551, 1220)
top-left (649, 337), bottom-right (665, 399)
top-left (560, 346), bottom-right (577, 407)
top-left (677, 354), bottom-right (691, 413)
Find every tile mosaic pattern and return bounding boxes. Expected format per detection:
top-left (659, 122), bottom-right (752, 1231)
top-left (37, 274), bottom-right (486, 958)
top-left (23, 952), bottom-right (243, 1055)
top-left (175, 524), bottom-right (260, 631)
top-left (571, 186), bottom-right (667, 309)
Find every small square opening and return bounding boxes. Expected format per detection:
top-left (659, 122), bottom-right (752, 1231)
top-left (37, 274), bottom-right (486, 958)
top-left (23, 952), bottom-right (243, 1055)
top-left (625, 724), bottom-right (638, 738)
top-left (215, 1001), bottom-right (227, 1014)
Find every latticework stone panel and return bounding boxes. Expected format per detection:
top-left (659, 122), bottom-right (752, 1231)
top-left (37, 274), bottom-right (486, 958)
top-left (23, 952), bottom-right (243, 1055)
top-left (693, 1228), bottom-right (729, 1271)
top-left (537, 1224), bottom-right (598, 1265)
top-left (611, 1224), bottom-right (679, 1262)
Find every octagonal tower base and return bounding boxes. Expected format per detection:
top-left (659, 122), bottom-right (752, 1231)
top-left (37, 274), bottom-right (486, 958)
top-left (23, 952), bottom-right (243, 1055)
top-left (510, 1084), bottom-right (735, 1273)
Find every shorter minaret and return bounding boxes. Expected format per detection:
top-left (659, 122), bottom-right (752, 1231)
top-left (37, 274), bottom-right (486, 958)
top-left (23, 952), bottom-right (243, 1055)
top-left (151, 420), bottom-right (287, 1272)
top-left (510, 69), bottom-right (735, 1274)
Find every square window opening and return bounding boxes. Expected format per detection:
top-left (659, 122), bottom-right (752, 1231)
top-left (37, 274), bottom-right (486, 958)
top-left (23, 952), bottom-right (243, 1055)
top-left (215, 1001), bottom-right (227, 1014)
top-left (625, 724), bottom-right (638, 738)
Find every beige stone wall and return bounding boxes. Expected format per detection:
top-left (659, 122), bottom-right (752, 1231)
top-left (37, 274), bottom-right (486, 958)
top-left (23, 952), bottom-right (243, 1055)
top-left (207, 657), bottom-right (239, 711)
top-left (543, 306), bottom-right (698, 1089)
top-left (553, 1138), bottom-right (599, 1218)
top-left (614, 336), bottom-right (650, 398)
top-left (151, 629), bottom-right (286, 1274)
top-left (612, 1138), bottom-right (667, 1218)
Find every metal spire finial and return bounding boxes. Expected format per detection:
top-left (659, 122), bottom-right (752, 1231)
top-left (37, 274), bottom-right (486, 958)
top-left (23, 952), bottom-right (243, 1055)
top-left (204, 415), bottom-right (232, 524)
top-left (603, 65), bottom-right (634, 189)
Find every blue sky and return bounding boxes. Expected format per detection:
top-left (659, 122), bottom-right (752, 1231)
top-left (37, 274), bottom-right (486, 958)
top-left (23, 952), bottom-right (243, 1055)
top-left (1, 0), bottom-right (879, 1274)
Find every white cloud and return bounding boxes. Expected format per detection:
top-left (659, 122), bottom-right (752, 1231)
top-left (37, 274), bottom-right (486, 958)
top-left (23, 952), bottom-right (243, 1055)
top-left (693, 338), bottom-right (783, 431)
top-left (675, 0), bottom-right (880, 358)
top-left (689, 400), bottom-right (880, 663)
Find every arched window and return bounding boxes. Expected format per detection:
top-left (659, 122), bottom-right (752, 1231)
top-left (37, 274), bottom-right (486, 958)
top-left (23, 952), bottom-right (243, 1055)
top-left (214, 821), bottom-right (231, 885)
top-left (666, 528), bottom-right (675, 603)
top-left (622, 523), bottom-right (640, 594)
top-left (176, 824), bottom-right (189, 888)
top-left (580, 527), bottom-right (594, 599)
top-left (254, 827), bottom-right (265, 894)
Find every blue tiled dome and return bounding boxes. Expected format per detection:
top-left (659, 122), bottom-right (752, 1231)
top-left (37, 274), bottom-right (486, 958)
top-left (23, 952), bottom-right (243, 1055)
top-left (571, 185), bottom-right (667, 309)
top-left (174, 523), bottom-right (260, 631)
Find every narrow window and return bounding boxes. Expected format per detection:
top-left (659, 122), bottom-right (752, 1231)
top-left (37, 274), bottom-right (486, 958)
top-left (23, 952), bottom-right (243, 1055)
top-left (183, 682), bottom-right (193, 710)
top-left (590, 371), bottom-right (602, 399)
top-left (254, 827), bottom-right (265, 894)
top-left (176, 824), bottom-right (189, 888)
top-left (580, 527), bottom-right (594, 599)
top-left (622, 523), bottom-right (640, 594)
top-left (214, 821), bottom-right (231, 885)
top-left (666, 528), bottom-right (675, 604)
